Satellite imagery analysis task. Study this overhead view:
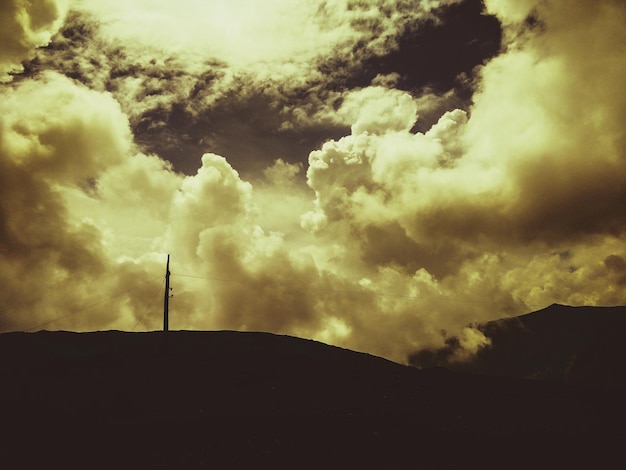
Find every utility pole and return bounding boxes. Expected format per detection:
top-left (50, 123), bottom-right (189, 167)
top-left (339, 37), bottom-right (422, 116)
top-left (163, 254), bottom-right (171, 332)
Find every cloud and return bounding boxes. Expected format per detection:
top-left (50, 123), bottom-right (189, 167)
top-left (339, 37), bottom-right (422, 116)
top-left (483, 0), bottom-right (540, 24)
top-left (335, 86), bottom-right (420, 135)
top-left (25, 1), bottom-right (500, 179)
top-left (157, 153), bottom-right (328, 336)
top-left (409, 325), bottom-right (492, 368)
top-left (465, 0), bottom-right (626, 242)
top-left (1, 0), bottom-right (625, 366)
top-left (0, 0), bottom-right (69, 81)
top-left (74, 0), bottom-right (449, 72)
top-left (0, 72), bottom-right (171, 331)
top-left (304, 0), bottom-right (626, 251)
top-left (296, 0), bottom-right (626, 358)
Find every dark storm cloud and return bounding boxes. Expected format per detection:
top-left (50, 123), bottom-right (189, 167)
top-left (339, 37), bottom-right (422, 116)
top-left (309, 0), bottom-right (502, 131)
top-left (24, 12), bottom-right (344, 176)
top-left (133, 79), bottom-right (350, 177)
top-left (319, 0), bottom-right (502, 93)
top-left (25, 1), bottom-right (501, 177)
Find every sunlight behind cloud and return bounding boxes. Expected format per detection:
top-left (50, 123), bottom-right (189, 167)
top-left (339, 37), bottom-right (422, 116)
top-left (76, 0), bottom-right (361, 68)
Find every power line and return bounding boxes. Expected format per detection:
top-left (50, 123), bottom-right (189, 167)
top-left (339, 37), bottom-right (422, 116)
top-left (172, 273), bottom-right (245, 283)
top-left (25, 276), bottom-right (162, 332)
top-left (131, 278), bottom-right (166, 332)
top-left (20, 261), bottom-right (545, 334)
top-left (171, 272), bottom-right (544, 308)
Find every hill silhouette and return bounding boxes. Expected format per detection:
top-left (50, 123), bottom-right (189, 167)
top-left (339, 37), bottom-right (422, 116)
top-left (410, 304), bottom-right (626, 388)
top-left (1, 327), bottom-right (623, 468)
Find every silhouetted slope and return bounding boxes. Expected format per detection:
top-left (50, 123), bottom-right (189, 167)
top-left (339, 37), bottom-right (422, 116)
top-left (0, 329), bottom-right (623, 468)
top-left (410, 304), bottom-right (626, 387)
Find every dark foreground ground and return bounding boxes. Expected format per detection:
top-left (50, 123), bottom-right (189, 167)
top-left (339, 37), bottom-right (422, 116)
top-left (0, 330), bottom-right (624, 469)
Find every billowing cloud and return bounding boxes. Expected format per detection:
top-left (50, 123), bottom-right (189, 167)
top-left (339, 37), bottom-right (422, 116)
top-left (306, 0), bottom-right (626, 248)
top-left (298, 0), bottom-right (626, 356)
top-left (1, 0), bottom-right (624, 365)
top-left (293, 86), bottom-right (420, 134)
top-left (0, 72), bottom-right (173, 331)
top-left (0, 0), bottom-right (69, 81)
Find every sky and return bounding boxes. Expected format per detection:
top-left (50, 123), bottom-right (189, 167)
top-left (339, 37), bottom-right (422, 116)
top-left (1, 0), bottom-right (624, 363)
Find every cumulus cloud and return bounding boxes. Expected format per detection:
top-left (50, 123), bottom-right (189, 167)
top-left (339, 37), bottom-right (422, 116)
top-left (465, 0), bottom-right (626, 242)
top-left (305, 0), bottom-right (626, 250)
top-left (296, 0), bottom-right (626, 358)
top-left (0, 72), bottom-right (171, 331)
top-left (0, 0), bottom-right (69, 81)
top-left (332, 86), bottom-right (420, 135)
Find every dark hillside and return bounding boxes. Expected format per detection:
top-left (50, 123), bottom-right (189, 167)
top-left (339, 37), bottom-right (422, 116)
top-left (1, 329), bottom-right (623, 468)
top-left (410, 304), bottom-right (626, 387)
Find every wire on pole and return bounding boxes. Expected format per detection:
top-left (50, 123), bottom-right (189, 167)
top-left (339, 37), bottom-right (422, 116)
top-left (24, 276), bottom-right (162, 332)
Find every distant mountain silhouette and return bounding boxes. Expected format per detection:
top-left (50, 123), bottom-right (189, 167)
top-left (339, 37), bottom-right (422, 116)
top-left (409, 304), bottom-right (626, 387)
top-left (1, 328), bottom-right (623, 468)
